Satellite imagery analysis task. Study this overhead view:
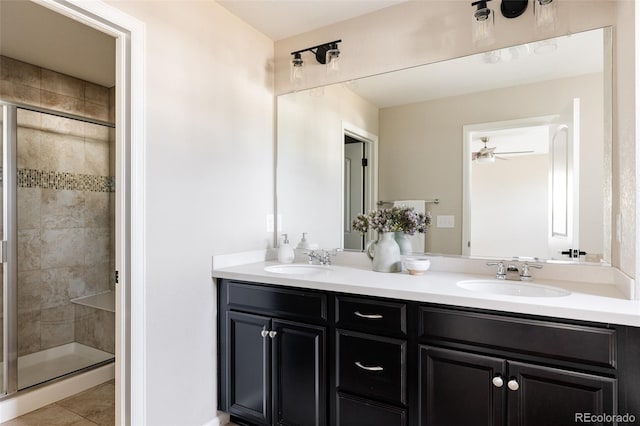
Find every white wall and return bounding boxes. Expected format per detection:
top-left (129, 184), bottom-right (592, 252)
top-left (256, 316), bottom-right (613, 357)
top-left (274, 0), bottom-right (636, 278)
top-left (277, 85), bottom-right (378, 249)
top-left (105, 2), bottom-right (274, 424)
top-left (471, 155), bottom-right (549, 258)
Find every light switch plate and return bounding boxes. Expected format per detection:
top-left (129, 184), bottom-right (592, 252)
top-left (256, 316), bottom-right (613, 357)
top-left (436, 215), bottom-right (455, 228)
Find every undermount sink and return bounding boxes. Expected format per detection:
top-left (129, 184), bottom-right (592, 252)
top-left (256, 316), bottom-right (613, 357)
top-left (264, 264), bottom-right (331, 275)
top-left (457, 279), bottom-right (571, 298)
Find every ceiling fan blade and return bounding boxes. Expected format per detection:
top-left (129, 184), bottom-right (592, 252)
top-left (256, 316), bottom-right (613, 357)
top-left (494, 150), bottom-right (535, 155)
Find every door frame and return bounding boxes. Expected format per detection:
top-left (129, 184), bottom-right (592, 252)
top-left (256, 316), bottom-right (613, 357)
top-left (341, 122), bottom-right (378, 249)
top-left (33, 1), bottom-right (147, 424)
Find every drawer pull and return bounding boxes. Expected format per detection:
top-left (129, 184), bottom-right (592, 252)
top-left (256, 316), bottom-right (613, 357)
top-left (354, 311), bottom-right (384, 319)
top-left (355, 361), bottom-right (384, 372)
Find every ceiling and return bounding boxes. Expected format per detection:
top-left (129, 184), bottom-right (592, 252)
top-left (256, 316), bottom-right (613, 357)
top-left (0, 0), bottom-right (404, 88)
top-left (217, 0), bottom-right (408, 41)
top-left (347, 28), bottom-right (604, 108)
top-left (0, 0), bottom-right (116, 87)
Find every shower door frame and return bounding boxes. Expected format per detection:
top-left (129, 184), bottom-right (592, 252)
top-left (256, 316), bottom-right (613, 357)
top-left (2, 103), bottom-right (18, 396)
top-left (1, 100), bottom-right (117, 397)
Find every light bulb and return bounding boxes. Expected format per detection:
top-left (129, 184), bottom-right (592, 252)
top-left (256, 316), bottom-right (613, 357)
top-left (290, 53), bottom-right (303, 83)
top-left (325, 45), bottom-right (340, 74)
top-left (535, 0), bottom-right (557, 32)
top-left (472, 5), bottom-right (495, 47)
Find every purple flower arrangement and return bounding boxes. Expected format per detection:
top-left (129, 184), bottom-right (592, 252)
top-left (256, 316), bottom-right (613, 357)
top-left (352, 206), bottom-right (431, 235)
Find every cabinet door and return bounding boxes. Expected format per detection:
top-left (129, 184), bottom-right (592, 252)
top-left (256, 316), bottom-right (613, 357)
top-left (272, 319), bottom-right (326, 426)
top-left (226, 311), bottom-right (271, 426)
top-left (419, 346), bottom-right (505, 426)
top-left (507, 361), bottom-right (616, 426)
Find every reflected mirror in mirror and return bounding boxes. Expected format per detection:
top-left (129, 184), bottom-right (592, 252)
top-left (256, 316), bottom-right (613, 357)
top-left (276, 27), bottom-right (611, 263)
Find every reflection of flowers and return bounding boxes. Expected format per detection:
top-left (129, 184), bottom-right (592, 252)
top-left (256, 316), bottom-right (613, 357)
top-left (352, 206), bottom-right (431, 234)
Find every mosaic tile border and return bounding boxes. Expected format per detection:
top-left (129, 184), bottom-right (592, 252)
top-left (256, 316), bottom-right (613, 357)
top-left (17, 168), bottom-right (115, 192)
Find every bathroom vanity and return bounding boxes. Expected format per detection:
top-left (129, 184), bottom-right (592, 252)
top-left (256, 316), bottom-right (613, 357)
top-left (214, 258), bottom-right (640, 426)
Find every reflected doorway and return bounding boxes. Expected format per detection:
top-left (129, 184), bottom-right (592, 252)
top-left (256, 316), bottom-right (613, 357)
top-left (344, 135), bottom-right (367, 250)
top-left (342, 125), bottom-right (378, 251)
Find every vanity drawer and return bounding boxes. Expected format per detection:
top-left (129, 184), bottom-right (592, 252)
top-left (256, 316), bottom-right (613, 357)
top-left (336, 295), bottom-right (406, 336)
top-left (419, 306), bottom-right (616, 368)
top-left (224, 280), bottom-right (327, 323)
top-left (336, 393), bottom-right (407, 426)
top-left (337, 330), bottom-right (406, 405)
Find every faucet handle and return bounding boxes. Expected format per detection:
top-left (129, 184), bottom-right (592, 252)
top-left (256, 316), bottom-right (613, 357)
top-left (486, 261), bottom-right (506, 279)
top-left (520, 262), bottom-right (543, 281)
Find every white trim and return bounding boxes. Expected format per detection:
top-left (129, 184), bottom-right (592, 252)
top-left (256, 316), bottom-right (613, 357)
top-left (29, 1), bottom-right (147, 424)
top-left (636, 2), bottom-right (640, 300)
top-left (0, 364), bottom-right (115, 423)
top-left (341, 122), bottom-right (379, 248)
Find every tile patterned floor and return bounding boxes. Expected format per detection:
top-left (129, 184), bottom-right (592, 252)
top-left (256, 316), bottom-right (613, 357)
top-left (1, 380), bottom-right (115, 426)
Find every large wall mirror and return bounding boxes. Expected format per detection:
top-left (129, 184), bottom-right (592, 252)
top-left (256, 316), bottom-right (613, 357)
top-left (276, 27), bottom-right (612, 263)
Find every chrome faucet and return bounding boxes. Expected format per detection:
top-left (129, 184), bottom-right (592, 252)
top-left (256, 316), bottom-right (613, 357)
top-left (505, 263), bottom-right (520, 281)
top-left (305, 249), bottom-right (339, 266)
top-left (487, 261), bottom-right (543, 281)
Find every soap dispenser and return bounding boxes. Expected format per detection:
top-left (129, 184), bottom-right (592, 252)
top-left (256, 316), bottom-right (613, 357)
top-left (296, 232), bottom-right (311, 250)
top-left (277, 234), bottom-right (295, 264)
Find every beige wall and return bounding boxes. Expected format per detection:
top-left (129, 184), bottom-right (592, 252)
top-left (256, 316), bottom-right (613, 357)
top-left (379, 73), bottom-right (604, 256)
top-left (275, 0), bottom-right (635, 278)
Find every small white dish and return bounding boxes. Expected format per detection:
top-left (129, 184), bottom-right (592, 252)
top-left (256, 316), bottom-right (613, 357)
top-left (402, 257), bottom-right (431, 275)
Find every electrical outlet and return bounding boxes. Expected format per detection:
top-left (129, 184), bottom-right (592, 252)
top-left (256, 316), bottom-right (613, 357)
top-left (266, 214), bottom-right (274, 232)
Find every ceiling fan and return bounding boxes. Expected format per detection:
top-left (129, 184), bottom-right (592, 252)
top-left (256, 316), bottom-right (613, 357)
top-left (472, 136), bottom-right (535, 162)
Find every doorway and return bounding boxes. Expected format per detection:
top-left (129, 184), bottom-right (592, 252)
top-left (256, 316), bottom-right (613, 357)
top-left (342, 124), bottom-right (378, 250)
top-left (0, 1), bottom-right (144, 424)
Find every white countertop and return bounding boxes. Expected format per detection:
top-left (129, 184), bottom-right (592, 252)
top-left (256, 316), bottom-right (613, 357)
top-left (211, 251), bottom-right (640, 327)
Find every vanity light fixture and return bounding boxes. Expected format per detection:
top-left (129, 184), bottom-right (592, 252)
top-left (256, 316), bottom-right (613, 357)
top-left (290, 39), bottom-right (342, 82)
top-left (534, 0), bottom-right (557, 32)
top-left (471, 0), bottom-right (495, 47)
top-left (290, 52), bottom-right (304, 82)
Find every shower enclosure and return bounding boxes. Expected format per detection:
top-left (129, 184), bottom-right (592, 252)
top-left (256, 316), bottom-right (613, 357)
top-left (1, 100), bottom-right (115, 398)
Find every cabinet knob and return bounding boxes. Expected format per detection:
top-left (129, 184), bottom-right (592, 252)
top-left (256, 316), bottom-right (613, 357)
top-left (492, 376), bottom-right (504, 388)
top-left (507, 379), bottom-right (520, 391)
top-left (354, 311), bottom-right (384, 319)
top-left (268, 331), bottom-right (277, 338)
top-left (355, 361), bottom-right (384, 372)
top-left (260, 329), bottom-right (269, 338)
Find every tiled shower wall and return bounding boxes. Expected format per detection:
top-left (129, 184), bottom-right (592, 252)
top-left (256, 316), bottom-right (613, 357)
top-left (0, 55), bottom-right (115, 357)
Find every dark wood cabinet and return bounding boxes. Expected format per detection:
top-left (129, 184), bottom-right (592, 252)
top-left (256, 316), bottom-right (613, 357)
top-left (419, 346), bottom-right (617, 426)
top-left (272, 319), bottom-right (326, 426)
top-left (217, 279), bottom-right (637, 426)
top-left (226, 311), bottom-right (271, 425)
top-left (220, 281), bottom-right (327, 426)
top-left (419, 346), bottom-right (504, 426)
top-left (507, 361), bottom-right (616, 426)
